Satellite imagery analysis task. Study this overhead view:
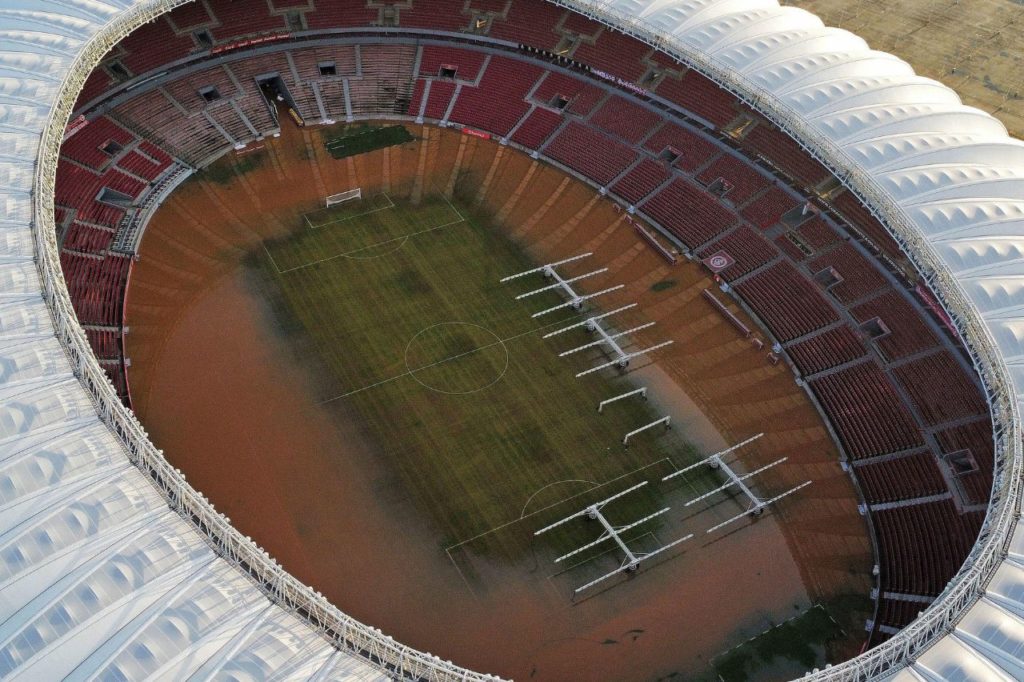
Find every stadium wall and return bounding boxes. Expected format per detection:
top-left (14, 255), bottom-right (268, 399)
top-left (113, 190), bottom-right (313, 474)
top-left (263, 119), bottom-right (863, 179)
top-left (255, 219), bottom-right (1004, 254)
top-left (31, 1), bottom-right (1023, 680)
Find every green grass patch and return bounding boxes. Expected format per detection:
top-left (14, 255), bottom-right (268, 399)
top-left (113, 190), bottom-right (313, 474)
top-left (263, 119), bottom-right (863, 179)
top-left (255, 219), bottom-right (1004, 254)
top-left (651, 279), bottom-right (678, 292)
top-left (256, 193), bottom-right (711, 561)
top-left (322, 123), bottom-right (415, 159)
top-left (196, 149), bottom-right (265, 184)
top-left (713, 602), bottom-right (853, 682)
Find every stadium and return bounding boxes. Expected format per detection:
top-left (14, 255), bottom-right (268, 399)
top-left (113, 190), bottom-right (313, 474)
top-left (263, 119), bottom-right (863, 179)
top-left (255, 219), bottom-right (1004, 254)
top-left (2, 0), bottom-right (1023, 679)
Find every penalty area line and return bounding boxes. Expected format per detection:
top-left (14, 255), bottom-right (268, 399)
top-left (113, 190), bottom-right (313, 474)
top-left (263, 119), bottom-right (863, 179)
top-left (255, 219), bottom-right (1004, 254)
top-left (274, 215), bottom-right (467, 274)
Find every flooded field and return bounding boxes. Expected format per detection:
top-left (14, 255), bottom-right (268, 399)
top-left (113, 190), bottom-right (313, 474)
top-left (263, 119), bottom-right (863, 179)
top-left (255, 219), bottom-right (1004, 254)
top-left (126, 122), bottom-right (872, 680)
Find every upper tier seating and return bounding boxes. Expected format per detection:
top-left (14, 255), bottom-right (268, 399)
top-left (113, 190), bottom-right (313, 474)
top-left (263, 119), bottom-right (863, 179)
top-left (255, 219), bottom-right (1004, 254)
top-left (741, 186), bottom-right (797, 229)
top-left (418, 46), bottom-right (488, 81)
top-left (531, 71), bottom-right (605, 116)
top-left (831, 191), bottom-right (904, 258)
top-left (873, 501), bottom-right (983, 596)
top-left (794, 217), bottom-right (842, 253)
top-left (852, 291), bottom-right (941, 362)
top-left (572, 28), bottom-right (650, 84)
top-left (893, 351), bottom-right (988, 428)
top-left (655, 70), bottom-right (740, 128)
top-left (62, 117), bottom-right (136, 170)
top-left (59, 253), bottom-right (133, 328)
top-left (854, 451), bottom-right (947, 504)
top-left (742, 123), bottom-right (831, 187)
top-left (810, 244), bottom-right (889, 304)
top-left (589, 95), bottom-right (661, 144)
top-left (810, 361), bottom-right (924, 460)
top-left (642, 122), bottom-right (718, 172)
top-left (697, 154), bottom-right (771, 204)
top-left (934, 418), bottom-right (994, 506)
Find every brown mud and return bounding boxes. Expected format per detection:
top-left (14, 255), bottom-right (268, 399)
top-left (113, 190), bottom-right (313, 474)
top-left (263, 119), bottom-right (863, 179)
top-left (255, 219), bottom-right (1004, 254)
top-left (126, 121), bottom-right (872, 680)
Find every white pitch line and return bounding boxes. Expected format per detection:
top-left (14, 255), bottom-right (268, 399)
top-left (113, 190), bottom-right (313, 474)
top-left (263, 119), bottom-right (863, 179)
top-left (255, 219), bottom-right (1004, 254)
top-left (320, 316), bottom-right (575, 403)
top-left (276, 217), bottom-right (466, 273)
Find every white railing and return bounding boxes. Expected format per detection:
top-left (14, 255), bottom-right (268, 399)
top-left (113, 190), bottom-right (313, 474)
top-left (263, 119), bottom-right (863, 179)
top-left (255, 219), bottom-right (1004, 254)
top-left (35, 2), bottom-right (1022, 680)
top-left (546, 1), bottom-right (1023, 679)
top-left (32, 3), bottom-right (502, 680)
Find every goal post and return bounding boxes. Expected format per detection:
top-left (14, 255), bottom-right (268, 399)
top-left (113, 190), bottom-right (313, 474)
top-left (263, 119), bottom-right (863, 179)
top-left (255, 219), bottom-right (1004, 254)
top-left (325, 188), bottom-right (361, 207)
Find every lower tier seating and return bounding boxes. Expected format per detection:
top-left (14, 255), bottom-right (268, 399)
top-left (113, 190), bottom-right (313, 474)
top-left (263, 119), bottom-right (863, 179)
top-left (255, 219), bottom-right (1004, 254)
top-left (784, 325), bottom-right (866, 376)
top-left (642, 176), bottom-right (737, 248)
top-left (734, 262), bottom-right (838, 342)
top-left (544, 122), bottom-right (637, 187)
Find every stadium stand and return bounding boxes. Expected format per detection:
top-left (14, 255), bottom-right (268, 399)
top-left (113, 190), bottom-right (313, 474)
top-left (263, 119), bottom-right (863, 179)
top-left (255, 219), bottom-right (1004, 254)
top-left (810, 244), bottom-right (890, 304)
top-left (734, 262), bottom-right (839, 342)
top-left (655, 69), bottom-right (741, 127)
top-left (449, 56), bottom-right (542, 135)
top-left (934, 417), bottom-right (995, 506)
top-left (741, 185), bottom-right (797, 229)
top-left (697, 153), bottom-right (771, 204)
top-left (873, 500), bottom-right (983, 596)
top-left (62, 116), bottom-right (136, 170)
top-left (572, 27), bottom-right (650, 83)
top-left (854, 451), bottom-right (948, 504)
top-left (809, 361), bottom-right (924, 460)
top-left (348, 45), bottom-right (417, 118)
top-left (742, 122), bottom-right (831, 187)
top-left (697, 226), bottom-right (778, 282)
top-left (795, 216), bottom-right (842, 253)
top-left (784, 325), bottom-right (867, 376)
top-left (510, 107), bottom-right (563, 148)
top-left (418, 45), bottom-right (488, 81)
top-left (610, 158), bottom-right (671, 206)
top-left (642, 122), bottom-right (719, 172)
top-left (830, 190), bottom-right (905, 258)
top-left (589, 95), bottom-right (661, 144)
top-left (642, 176), bottom-right (737, 247)
top-left (531, 71), bottom-right (605, 116)
top-left (544, 121), bottom-right (637, 186)
top-left (893, 351), bottom-right (989, 428)
top-left (852, 291), bottom-right (941, 361)
top-left (46, 5), bottom-right (1007, 671)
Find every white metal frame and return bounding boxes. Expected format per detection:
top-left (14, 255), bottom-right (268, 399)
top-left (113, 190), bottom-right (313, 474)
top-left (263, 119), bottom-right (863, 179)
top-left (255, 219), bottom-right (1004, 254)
top-left (30, 2), bottom-right (1023, 680)
top-left (535, 8), bottom-right (1020, 676)
top-left (534, 482), bottom-right (693, 593)
top-left (325, 187), bottom-right (362, 207)
top-left (31, 3), bottom-right (502, 680)
top-left (502, 254), bottom-right (624, 317)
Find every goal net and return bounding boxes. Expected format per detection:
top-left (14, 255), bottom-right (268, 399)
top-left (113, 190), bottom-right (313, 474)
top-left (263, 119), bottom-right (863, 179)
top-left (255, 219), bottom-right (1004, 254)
top-left (325, 188), bottom-right (361, 207)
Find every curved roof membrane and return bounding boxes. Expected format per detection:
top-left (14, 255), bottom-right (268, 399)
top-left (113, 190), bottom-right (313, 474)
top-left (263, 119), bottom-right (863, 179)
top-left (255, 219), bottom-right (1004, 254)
top-left (3, 0), bottom-right (1023, 679)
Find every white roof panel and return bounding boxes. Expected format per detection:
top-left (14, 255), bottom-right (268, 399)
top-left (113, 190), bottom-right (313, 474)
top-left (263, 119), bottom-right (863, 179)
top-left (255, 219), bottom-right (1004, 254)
top-left (0, 0), bottom-right (1021, 679)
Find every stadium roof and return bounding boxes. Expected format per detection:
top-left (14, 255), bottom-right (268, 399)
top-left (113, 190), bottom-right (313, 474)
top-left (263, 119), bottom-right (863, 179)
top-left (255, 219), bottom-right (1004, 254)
top-left (1, 0), bottom-right (1022, 679)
